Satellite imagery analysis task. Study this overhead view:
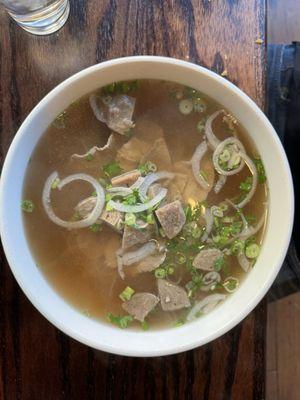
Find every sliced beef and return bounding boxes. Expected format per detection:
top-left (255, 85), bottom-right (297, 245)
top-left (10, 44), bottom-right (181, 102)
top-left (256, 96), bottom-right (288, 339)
top-left (122, 293), bottom-right (159, 321)
top-left (155, 200), bottom-right (186, 239)
top-left (75, 196), bottom-right (124, 232)
top-left (122, 220), bottom-right (154, 250)
top-left (116, 137), bottom-right (151, 170)
top-left (192, 248), bottom-right (223, 271)
top-left (157, 279), bottom-right (190, 311)
top-left (111, 169), bottom-right (141, 187)
top-left (90, 94), bottom-right (135, 135)
top-left (100, 210), bottom-right (124, 232)
top-left (136, 251), bottom-right (166, 273)
top-left (140, 137), bottom-right (172, 170)
top-left (173, 158), bottom-right (214, 204)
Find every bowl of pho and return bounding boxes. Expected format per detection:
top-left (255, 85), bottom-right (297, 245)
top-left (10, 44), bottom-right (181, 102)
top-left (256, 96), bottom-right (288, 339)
top-left (0, 56), bottom-right (293, 356)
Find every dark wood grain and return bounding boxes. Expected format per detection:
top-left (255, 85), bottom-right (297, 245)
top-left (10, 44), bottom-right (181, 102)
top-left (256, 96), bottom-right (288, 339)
top-left (0, 1), bottom-right (266, 399)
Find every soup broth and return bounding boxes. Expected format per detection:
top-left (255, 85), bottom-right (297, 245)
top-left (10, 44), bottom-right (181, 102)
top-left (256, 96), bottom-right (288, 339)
top-left (23, 80), bottom-right (267, 330)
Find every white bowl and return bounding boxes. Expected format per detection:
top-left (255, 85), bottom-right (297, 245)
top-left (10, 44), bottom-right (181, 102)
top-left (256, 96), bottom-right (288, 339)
top-left (0, 56), bottom-right (294, 357)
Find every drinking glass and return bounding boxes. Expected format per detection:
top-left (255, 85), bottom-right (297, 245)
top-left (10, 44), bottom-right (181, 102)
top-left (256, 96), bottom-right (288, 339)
top-left (1, 0), bottom-right (70, 35)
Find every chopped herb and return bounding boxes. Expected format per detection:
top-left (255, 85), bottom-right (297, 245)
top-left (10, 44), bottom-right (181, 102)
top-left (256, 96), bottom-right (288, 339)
top-left (231, 240), bottom-right (245, 255)
top-left (245, 214), bottom-right (257, 224)
top-left (85, 153), bottom-right (94, 161)
top-left (51, 178), bottom-right (60, 190)
top-left (89, 223), bottom-right (102, 233)
top-left (239, 176), bottom-right (253, 192)
top-left (106, 313), bottom-right (134, 329)
top-left (123, 189), bottom-right (140, 205)
top-left (193, 97), bottom-right (207, 113)
top-left (102, 162), bottom-right (122, 178)
top-left (141, 320), bottom-right (149, 331)
top-left (138, 161), bottom-right (157, 176)
top-left (167, 266), bottom-right (175, 275)
top-left (245, 243), bottom-right (260, 259)
top-left (174, 318), bottom-right (185, 327)
top-left (21, 200), bottom-right (34, 213)
top-left (91, 190), bottom-right (97, 197)
top-left (146, 213), bottom-right (155, 224)
top-left (106, 202), bottom-right (114, 211)
top-left (214, 256), bottom-right (225, 272)
top-left (155, 268), bottom-right (167, 279)
top-left (253, 157), bottom-right (266, 183)
top-left (119, 286), bottom-right (135, 302)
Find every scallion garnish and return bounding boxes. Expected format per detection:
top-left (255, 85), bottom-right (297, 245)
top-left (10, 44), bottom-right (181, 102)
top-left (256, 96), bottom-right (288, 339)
top-left (21, 199), bottom-right (34, 213)
top-left (119, 286), bottom-right (135, 302)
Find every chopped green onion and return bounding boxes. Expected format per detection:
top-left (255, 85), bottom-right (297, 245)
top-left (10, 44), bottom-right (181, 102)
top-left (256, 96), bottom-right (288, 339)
top-left (146, 213), bottom-right (155, 224)
top-left (119, 286), bottom-right (135, 302)
top-left (239, 176), bottom-right (253, 192)
top-left (179, 99), bottom-right (194, 115)
top-left (102, 162), bottom-right (122, 178)
top-left (125, 213), bottom-right (136, 227)
top-left (245, 243), bottom-right (260, 259)
top-left (155, 268), bottom-right (167, 279)
top-left (21, 200), bottom-right (34, 213)
top-left (219, 148), bottom-right (231, 163)
top-left (174, 318), bottom-right (185, 327)
top-left (141, 320), bottom-right (149, 331)
top-left (167, 266), bottom-right (175, 275)
top-left (51, 178), bottom-right (60, 189)
top-left (91, 190), bottom-right (97, 197)
top-left (214, 256), bottom-right (225, 272)
top-left (223, 277), bottom-right (239, 293)
top-left (193, 97), bottom-right (207, 113)
top-left (196, 117), bottom-right (208, 134)
top-left (89, 223), bottom-right (102, 233)
top-left (222, 216), bottom-right (233, 223)
top-left (106, 313), bottom-right (133, 329)
top-left (219, 202), bottom-right (228, 212)
top-left (175, 253), bottom-right (186, 264)
top-left (85, 153), bottom-right (94, 161)
top-left (253, 157), bottom-right (266, 183)
top-left (231, 240), bottom-right (245, 255)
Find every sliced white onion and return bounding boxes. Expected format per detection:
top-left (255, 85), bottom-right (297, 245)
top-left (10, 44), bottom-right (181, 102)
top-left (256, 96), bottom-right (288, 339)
top-left (212, 137), bottom-right (246, 176)
top-left (130, 176), bottom-right (145, 190)
top-left (226, 198), bottom-right (248, 234)
top-left (214, 174), bottom-right (227, 194)
top-left (107, 187), bottom-right (133, 197)
top-left (191, 141), bottom-right (210, 190)
top-left (205, 110), bottom-right (224, 150)
top-left (108, 188), bottom-right (167, 213)
top-left (237, 253), bottom-right (251, 272)
top-left (122, 241), bottom-right (157, 266)
top-left (42, 172), bottom-right (105, 229)
top-left (138, 172), bottom-right (174, 201)
top-left (239, 213), bottom-right (266, 240)
top-left (186, 294), bottom-right (226, 322)
top-left (236, 153), bottom-right (258, 208)
top-left (201, 208), bottom-right (213, 242)
top-left (89, 94), bottom-right (105, 122)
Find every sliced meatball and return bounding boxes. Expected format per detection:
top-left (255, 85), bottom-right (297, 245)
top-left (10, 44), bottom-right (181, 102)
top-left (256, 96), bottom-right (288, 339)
top-left (122, 293), bottom-right (159, 321)
top-left (111, 169), bottom-right (141, 187)
top-left (157, 279), bottom-right (190, 311)
top-left (155, 200), bottom-right (186, 239)
top-left (192, 248), bottom-right (223, 271)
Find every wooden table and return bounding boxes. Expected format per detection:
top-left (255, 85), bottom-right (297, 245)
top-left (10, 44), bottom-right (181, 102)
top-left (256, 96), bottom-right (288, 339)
top-left (0, 1), bottom-right (266, 398)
